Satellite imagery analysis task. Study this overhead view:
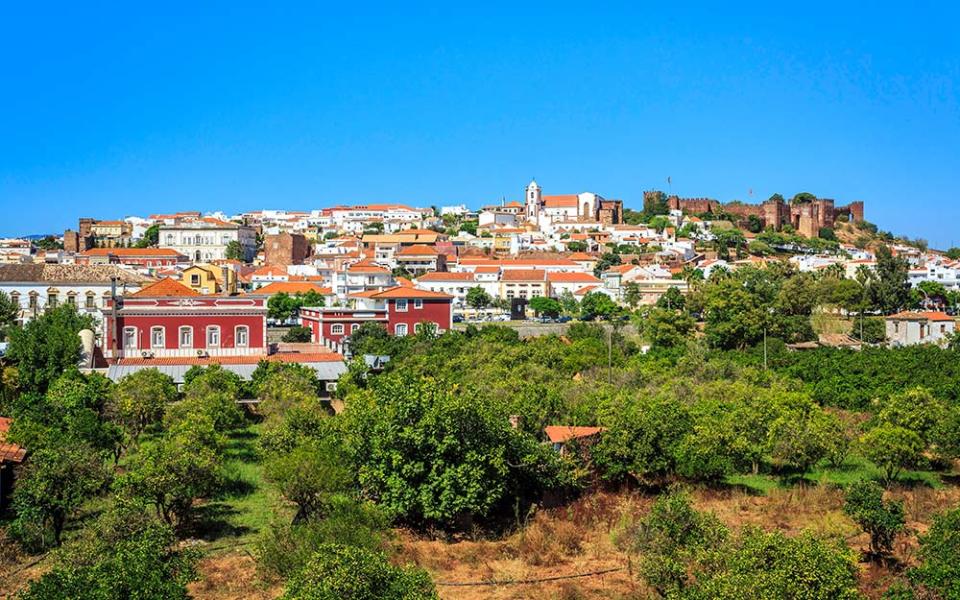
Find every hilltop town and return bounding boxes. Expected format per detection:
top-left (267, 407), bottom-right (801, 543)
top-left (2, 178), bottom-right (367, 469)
top-left (4, 182), bottom-right (960, 600)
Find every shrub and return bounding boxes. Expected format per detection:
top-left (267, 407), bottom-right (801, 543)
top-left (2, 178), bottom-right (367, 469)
top-left (282, 544), bottom-right (437, 600)
top-left (843, 480), bottom-right (905, 558)
top-left (282, 326), bottom-right (313, 343)
top-left (908, 506), bottom-right (960, 598)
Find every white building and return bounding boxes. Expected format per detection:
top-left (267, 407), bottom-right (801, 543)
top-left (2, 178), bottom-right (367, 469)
top-left (159, 218), bottom-right (257, 262)
top-left (0, 264), bottom-right (150, 332)
top-left (886, 311), bottom-right (956, 347)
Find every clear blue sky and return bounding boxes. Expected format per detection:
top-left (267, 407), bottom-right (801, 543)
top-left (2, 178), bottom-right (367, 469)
top-left (1, 2), bottom-right (958, 246)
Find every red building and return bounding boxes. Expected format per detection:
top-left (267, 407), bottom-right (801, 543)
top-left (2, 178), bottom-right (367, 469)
top-left (300, 286), bottom-right (453, 352)
top-left (102, 278), bottom-right (267, 360)
top-left (77, 248), bottom-right (187, 268)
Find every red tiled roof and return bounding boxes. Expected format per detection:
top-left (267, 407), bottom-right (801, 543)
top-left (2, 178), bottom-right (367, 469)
top-left (0, 417), bottom-right (26, 463)
top-left (886, 311), bottom-right (954, 322)
top-left (365, 286), bottom-right (453, 300)
top-left (574, 285), bottom-right (599, 295)
top-left (501, 269), bottom-right (547, 282)
top-left (544, 426), bottom-right (605, 443)
top-left (347, 262), bottom-right (390, 274)
top-left (254, 282), bottom-right (332, 295)
top-left (416, 272), bottom-right (476, 282)
top-left (396, 244), bottom-right (440, 256)
top-left (81, 248), bottom-right (184, 257)
top-left (252, 265), bottom-right (287, 277)
top-left (129, 278), bottom-right (201, 297)
top-left (567, 252), bottom-right (595, 261)
top-left (546, 272), bottom-right (601, 283)
top-left (542, 194), bottom-right (579, 208)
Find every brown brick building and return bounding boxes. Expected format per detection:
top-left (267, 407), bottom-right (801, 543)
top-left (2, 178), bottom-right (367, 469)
top-left (264, 233), bottom-right (312, 265)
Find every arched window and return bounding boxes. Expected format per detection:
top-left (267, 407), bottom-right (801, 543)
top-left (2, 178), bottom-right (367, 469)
top-left (395, 323), bottom-right (408, 336)
top-left (150, 326), bottom-right (165, 349)
top-left (331, 324), bottom-right (344, 335)
top-left (235, 326), bottom-right (249, 347)
top-left (206, 326), bottom-right (221, 348)
top-left (350, 323), bottom-right (359, 333)
top-left (179, 326), bottom-right (193, 348)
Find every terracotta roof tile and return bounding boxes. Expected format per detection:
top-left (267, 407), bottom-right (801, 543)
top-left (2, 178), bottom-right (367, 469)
top-left (130, 277), bottom-right (201, 297)
top-left (544, 426), bottom-right (605, 443)
top-left (254, 282), bottom-right (332, 295)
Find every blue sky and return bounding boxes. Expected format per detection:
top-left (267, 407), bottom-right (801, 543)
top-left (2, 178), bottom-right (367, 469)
top-left (1, 2), bottom-right (958, 246)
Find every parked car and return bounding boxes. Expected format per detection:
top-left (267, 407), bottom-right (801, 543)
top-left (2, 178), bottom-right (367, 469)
top-left (452, 314), bottom-right (464, 323)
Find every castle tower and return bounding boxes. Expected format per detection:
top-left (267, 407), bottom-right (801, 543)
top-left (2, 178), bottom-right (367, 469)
top-left (525, 179), bottom-right (541, 221)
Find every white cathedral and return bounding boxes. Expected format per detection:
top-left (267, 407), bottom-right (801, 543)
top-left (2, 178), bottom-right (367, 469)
top-left (523, 179), bottom-right (611, 229)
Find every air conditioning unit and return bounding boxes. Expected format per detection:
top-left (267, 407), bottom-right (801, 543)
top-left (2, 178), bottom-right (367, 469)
top-left (325, 382), bottom-right (337, 393)
top-left (196, 349), bottom-right (209, 358)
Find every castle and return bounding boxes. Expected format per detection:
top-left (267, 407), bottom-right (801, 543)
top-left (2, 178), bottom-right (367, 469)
top-left (650, 192), bottom-right (864, 238)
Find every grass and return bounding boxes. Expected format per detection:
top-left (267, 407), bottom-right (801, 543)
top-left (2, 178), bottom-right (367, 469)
top-left (194, 422), bottom-right (285, 550)
top-left (724, 452), bottom-right (946, 495)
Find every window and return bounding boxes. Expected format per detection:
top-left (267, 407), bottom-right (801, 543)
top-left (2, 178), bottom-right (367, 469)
top-left (350, 323), bottom-right (359, 333)
top-left (179, 326), bottom-right (193, 348)
top-left (28, 293), bottom-right (38, 311)
top-left (47, 293), bottom-right (58, 308)
top-left (414, 299), bottom-right (423, 309)
top-left (85, 293), bottom-right (96, 309)
top-left (151, 326), bottom-right (165, 348)
top-left (67, 294), bottom-right (77, 306)
top-left (395, 323), bottom-right (408, 336)
top-left (206, 326), bottom-right (221, 348)
top-left (191, 274), bottom-right (200, 285)
top-left (236, 326), bottom-right (249, 347)
top-left (395, 299), bottom-right (408, 312)
top-left (123, 327), bottom-right (137, 349)
top-left (331, 324), bottom-right (345, 335)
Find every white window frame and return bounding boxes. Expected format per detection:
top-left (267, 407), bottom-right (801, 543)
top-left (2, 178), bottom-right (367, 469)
top-left (395, 299), bottom-right (408, 312)
top-left (150, 326), bottom-right (165, 349)
top-left (331, 323), bottom-right (345, 335)
top-left (123, 326), bottom-right (138, 350)
top-left (414, 298), bottom-right (423, 309)
top-left (235, 325), bottom-right (249, 347)
top-left (350, 323), bottom-right (360, 333)
top-left (206, 326), bottom-right (221, 348)
top-left (395, 323), bottom-right (408, 336)
top-left (179, 326), bottom-right (193, 349)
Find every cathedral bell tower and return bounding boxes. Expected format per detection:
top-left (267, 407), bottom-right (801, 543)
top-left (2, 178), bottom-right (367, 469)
top-left (525, 179), bottom-right (541, 221)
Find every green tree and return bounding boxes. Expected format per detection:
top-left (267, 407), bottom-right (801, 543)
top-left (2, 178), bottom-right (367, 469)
top-left (108, 368), bottom-right (177, 442)
top-left (655, 286), bottom-right (685, 311)
top-left (528, 296), bottom-right (562, 318)
top-left (0, 289), bottom-right (18, 341)
top-left (870, 245), bottom-right (910, 314)
top-left (7, 304), bottom-right (94, 393)
top-left (877, 387), bottom-right (946, 444)
top-left (342, 374), bottom-right (567, 528)
top-left (621, 491), bottom-right (728, 596)
top-left (224, 239), bottom-right (245, 261)
top-left (859, 423), bottom-right (924, 485)
top-left (135, 224), bottom-right (160, 248)
top-left (908, 505), bottom-right (960, 598)
top-left (684, 528), bottom-right (862, 599)
top-left (169, 365), bottom-right (245, 431)
top-left (465, 286), bottom-right (491, 310)
top-left (18, 515), bottom-right (197, 600)
top-left (843, 480), bottom-right (905, 559)
top-left (282, 325), bottom-right (313, 343)
top-left (622, 281), bottom-right (642, 308)
top-left (264, 439), bottom-right (353, 524)
top-left (593, 394), bottom-right (692, 484)
top-left (640, 308), bottom-right (694, 349)
top-left (118, 419), bottom-right (224, 526)
top-left (580, 291), bottom-right (619, 320)
top-left (268, 292), bottom-right (297, 321)
top-left (593, 252), bottom-right (622, 277)
top-left (282, 544), bottom-right (437, 600)
top-left (10, 441), bottom-right (110, 547)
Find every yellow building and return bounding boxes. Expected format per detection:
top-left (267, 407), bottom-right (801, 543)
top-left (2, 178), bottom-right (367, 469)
top-left (182, 263), bottom-right (237, 295)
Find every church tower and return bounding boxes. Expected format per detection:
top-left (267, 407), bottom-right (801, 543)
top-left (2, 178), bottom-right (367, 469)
top-left (525, 179), bottom-right (541, 221)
